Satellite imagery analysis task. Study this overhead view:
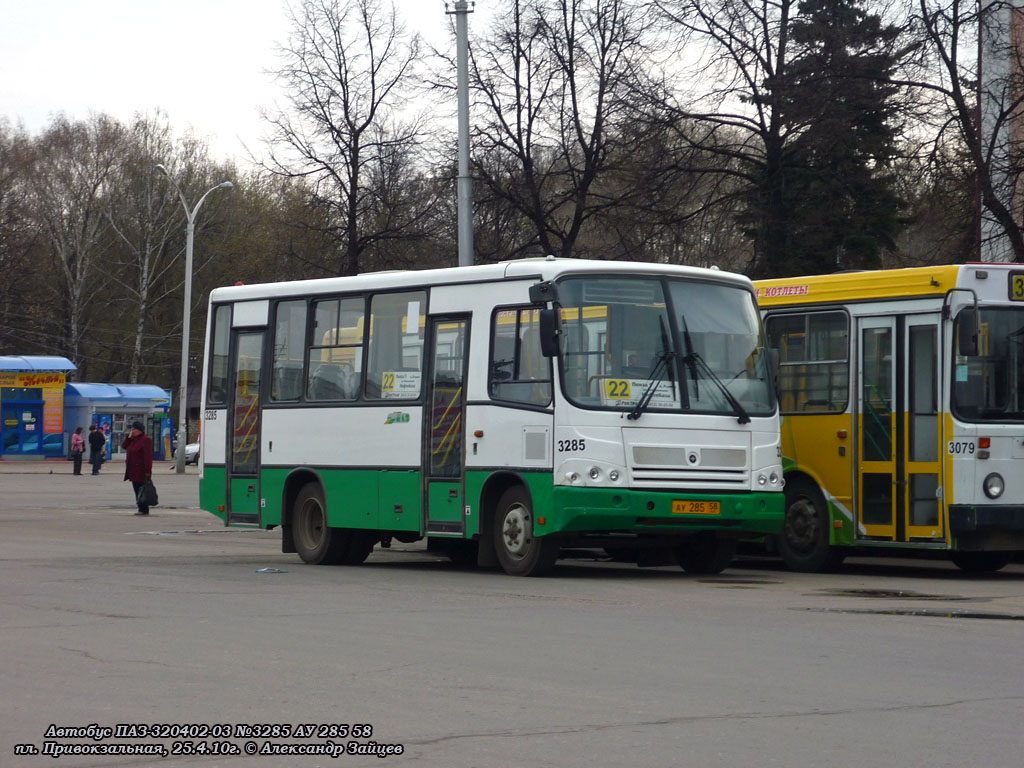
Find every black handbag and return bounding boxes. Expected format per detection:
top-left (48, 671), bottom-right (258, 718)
top-left (136, 480), bottom-right (159, 507)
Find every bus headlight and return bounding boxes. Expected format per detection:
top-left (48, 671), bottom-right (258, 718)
top-left (758, 474), bottom-right (767, 486)
top-left (769, 472), bottom-right (780, 485)
top-left (608, 470), bottom-right (620, 482)
top-left (589, 467), bottom-right (601, 481)
top-left (983, 473), bottom-right (1005, 499)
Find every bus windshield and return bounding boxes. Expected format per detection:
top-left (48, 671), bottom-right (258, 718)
top-left (953, 307), bottom-right (1024, 421)
top-left (556, 276), bottom-right (775, 417)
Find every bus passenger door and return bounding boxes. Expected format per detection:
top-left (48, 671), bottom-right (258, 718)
top-left (903, 314), bottom-right (944, 541)
top-left (226, 331), bottom-right (263, 525)
top-left (857, 314), bottom-right (945, 543)
top-left (423, 316), bottom-right (469, 537)
top-left (858, 317), bottom-right (897, 539)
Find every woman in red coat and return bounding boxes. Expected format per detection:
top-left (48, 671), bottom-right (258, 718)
top-left (122, 421), bottom-right (154, 516)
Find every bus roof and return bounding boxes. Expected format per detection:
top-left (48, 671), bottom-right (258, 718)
top-left (209, 257), bottom-right (755, 304)
top-left (753, 264), bottom-right (974, 307)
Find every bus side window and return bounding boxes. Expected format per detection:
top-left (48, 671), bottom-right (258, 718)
top-left (489, 307), bottom-right (553, 406)
top-left (305, 297), bottom-right (365, 402)
top-left (366, 291), bottom-right (426, 400)
top-left (766, 311), bottom-right (849, 414)
top-left (207, 304), bottom-right (231, 406)
top-left (271, 299), bottom-right (307, 401)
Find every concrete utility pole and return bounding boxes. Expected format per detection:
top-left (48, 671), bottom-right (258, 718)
top-left (448, 0), bottom-right (475, 267)
top-left (155, 165), bottom-right (233, 474)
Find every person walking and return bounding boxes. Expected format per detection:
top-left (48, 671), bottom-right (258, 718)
top-left (122, 421), bottom-right (154, 516)
top-left (87, 424), bottom-right (106, 475)
top-left (70, 427), bottom-right (85, 475)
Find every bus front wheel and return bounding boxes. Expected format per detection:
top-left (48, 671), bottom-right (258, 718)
top-left (777, 478), bottom-right (844, 573)
top-left (293, 482), bottom-right (350, 565)
top-left (493, 487), bottom-right (559, 576)
top-left (950, 551), bottom-right (1013, 573)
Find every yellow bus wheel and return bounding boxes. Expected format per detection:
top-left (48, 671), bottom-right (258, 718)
top-left (778, 478), bottom-right (844, 573)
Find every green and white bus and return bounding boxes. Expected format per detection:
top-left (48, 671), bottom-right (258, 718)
top-left (198, 258), bottom-right (784, 576)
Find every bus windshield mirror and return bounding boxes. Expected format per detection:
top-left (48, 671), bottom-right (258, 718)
top-left (957, 306), bottom-right (980, 356)
top-left (538, 308), bottom-right (559, 357)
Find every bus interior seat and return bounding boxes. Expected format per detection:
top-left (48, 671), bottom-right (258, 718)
top-left (344, 370), bottom-right (362, 399)
top-left (309, 364), bottom-right (347, 400)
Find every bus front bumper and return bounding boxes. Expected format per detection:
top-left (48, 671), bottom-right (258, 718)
top-left (544, 487), bottom-right (784, 537)
top-left (949, 504), bottom-right (1024, 535)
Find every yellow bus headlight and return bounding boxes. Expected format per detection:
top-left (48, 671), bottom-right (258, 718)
top-left (983, 473), bottom-right (1005, 499)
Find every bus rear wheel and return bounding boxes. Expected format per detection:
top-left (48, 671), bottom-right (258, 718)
top-left (777, 478), bottom-right (845, 573)
top-left (493, 487), bottom-right (559, 576)
top-left (293, 482), bottom-right (363, 565)
top-left (950, 551), bottom-right (1013, 573)
top-left (673, 533), bottom-right (736, 574)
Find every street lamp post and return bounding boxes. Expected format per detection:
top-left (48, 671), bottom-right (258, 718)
top-left (155, 165), bottom-right (233, 474)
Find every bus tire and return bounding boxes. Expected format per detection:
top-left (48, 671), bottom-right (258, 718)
top-left (673, 533), bottom-right (736, 574)
top-left (777, 478), bottom-right (844, 573)
top-left (493, 487), bottom-right (559, 576)
top-left (292, 482), bottom-right (348, 565)
top-left (950, 551), bottom-right (1013, 573)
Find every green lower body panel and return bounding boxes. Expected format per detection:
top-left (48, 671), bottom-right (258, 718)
top-left (200, 467), bottom-right (227, 523)
top-left (540, 486), bottom-right (784, 537)
top-left (202, 465), bottom-right (783, 539)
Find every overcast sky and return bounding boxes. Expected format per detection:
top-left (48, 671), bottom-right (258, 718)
top-left (0, 0), bottom-right (492, 163)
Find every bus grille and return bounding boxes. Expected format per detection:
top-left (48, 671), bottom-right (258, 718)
top-left (628, 444), bottom-right (749, 489)
top-left (629, 468), bottom-right (749, 489)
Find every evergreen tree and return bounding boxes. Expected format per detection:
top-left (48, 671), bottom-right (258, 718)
top-left (775, 0), bottom-right (905, 274)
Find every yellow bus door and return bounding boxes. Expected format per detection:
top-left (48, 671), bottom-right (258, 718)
top-left (858, 317), bottom-right (896, 538)
top-left (903, 315), bottom-right (944, 541)
top-left (857, 315), bottom-right (944, 542)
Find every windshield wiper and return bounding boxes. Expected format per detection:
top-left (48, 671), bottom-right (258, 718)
top-left (627, 351), bottom-right (673, 420)
top-left (628, 318), bottom-right (676, 421)
top-left (682, 350), bottom-right (751, 424)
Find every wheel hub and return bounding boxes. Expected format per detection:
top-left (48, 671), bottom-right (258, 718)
top-left (785, 498), bottom-right (819, 553)
top-left (298, 500), bottom-right (325, 549)
top-left (501, 504), bottom-right (531, 558)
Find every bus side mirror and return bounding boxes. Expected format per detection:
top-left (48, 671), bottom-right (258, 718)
top-left (539, 308), bottom-right (559, 358)
top-left (958, 307), bottom-right (979, 356)
top-left (530, 281), bottom-right (559, 305)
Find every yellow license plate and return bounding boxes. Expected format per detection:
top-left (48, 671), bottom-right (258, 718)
top-left (672, 500), bottom-right (720, 515)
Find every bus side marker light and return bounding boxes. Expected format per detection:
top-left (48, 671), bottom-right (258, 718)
top-left (474, 430), bottom-right (484, 438)
top-left (833, 520), bottom-right (843, 529)
top-left (537, 517), bottom-right (546, 526)
top-left (979, 437), bottom-right (991, 449)
top-left (218, 505), bottom-right (225, 512)
top-left (837, 430), bottom-right (848, 439)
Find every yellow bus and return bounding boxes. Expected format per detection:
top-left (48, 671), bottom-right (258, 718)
top-left (755, 264), bottom-right (1024, 572)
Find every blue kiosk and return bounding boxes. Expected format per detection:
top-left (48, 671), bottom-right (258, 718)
top-left (1, 356), bottom-right (173, 460)
top-left (0, 356), bottom-right (77, 459)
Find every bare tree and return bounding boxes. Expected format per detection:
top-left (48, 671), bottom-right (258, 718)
top-left (465, 0), bottom-right (661, 259)
top-left (0, 120), bottom-right (43, 354)
top-left (261, 0), bottom-right (431, 275)
top-left (894, 0), bottom-right (1024, 262)
top-left (25, 114), bottom-right (125, 374)
top-left (104, 113), bottom-right (218, 382)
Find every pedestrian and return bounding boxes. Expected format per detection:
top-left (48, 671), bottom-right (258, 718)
top-left (88, 424), bottom-right (106, 475)
top-left (70, 427), bottom-right (85, 475)
top-left (122, 421), bottom-right (154, 516)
